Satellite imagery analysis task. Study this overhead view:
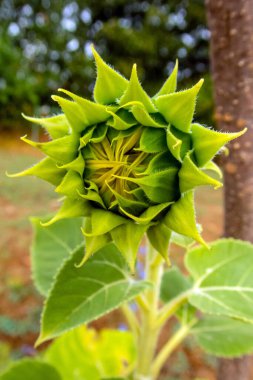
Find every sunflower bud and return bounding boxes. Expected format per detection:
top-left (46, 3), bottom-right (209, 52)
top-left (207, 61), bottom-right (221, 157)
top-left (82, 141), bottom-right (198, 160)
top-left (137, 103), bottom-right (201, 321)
top-left (9, 47), bottom-right (246, 272)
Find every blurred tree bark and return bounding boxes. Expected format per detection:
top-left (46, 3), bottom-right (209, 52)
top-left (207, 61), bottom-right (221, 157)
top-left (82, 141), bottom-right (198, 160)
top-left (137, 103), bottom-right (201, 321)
top-left (205, 1), bottom-right (253, 380)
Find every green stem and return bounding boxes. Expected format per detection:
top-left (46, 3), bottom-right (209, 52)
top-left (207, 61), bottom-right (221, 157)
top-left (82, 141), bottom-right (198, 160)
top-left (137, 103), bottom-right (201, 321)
top-left (151, 319), bottom-right (197, 379)
top-left (156, 290), bottom-right (190, 328)
top-left (133, 242), bottom-right (164, 380)
top-left (121, 303), bottom-right (140, 338)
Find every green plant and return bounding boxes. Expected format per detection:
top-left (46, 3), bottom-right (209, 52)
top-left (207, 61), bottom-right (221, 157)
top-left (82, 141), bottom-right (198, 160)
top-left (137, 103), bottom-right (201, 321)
top-left (4, 48), bottom-right (253, 380)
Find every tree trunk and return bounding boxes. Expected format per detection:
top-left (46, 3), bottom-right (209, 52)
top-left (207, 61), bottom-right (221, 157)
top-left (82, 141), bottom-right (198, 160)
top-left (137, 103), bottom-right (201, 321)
top-left (205, 1), bottom-right (253, 380)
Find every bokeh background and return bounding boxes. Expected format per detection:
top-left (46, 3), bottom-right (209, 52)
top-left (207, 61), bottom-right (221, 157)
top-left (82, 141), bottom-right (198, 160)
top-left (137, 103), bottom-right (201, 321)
top-left (0, 1), bottom-right (223, 379)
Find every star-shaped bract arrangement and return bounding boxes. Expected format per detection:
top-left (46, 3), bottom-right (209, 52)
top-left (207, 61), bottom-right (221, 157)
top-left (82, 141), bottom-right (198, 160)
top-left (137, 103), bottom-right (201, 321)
top-left (10, 47), bottom-right (246, 272)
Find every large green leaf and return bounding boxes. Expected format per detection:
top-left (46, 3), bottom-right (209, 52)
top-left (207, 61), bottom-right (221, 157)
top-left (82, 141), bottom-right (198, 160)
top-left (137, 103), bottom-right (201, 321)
top-left (37, 244), bottom-right (150, 344)
top-left (160, 267), bottom-right (191, 304)
top-left (186, 239), bottom-right (253, 323)
top-left (0, 359), bottom-right (61, 380)
top-left (160, 267), bottom-right (194, 321)
top-left (192, 316), bottom-right (253, 357)
top-left (31, 217), bottom-right (83, 296)
top-left (45, 326), bottom-right (135, 380)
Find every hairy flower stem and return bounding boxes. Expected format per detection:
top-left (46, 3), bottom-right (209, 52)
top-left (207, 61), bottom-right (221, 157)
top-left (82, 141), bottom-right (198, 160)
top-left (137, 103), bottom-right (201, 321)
top-left (134, 243), bottom-right (164, 380)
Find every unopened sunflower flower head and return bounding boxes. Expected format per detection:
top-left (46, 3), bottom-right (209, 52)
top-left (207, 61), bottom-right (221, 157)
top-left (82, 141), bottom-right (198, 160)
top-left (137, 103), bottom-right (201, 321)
top-left (10, 47), bottom-right (246, 272)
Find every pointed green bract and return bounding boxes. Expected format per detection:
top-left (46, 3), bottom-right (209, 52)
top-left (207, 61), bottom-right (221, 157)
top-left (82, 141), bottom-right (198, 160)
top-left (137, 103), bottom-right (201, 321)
top-left (57, 152), bottom-right (84, 176)
top-left (7, 157), bottom-right (66, 186)
top-left (79, 126), bottom-right (96, 148)
top-left (52, 95), bottom-right (87, 133)
top-left (78, 188), bottom-right (106, 209)
top-left (59, 89), bottom-right (115, 126)
top-left (22, 113), bottom-right (70, 139)
top-left (21, 134), bottom-right (78, 164)
top-left (179, 153), bottom-right (222, 193)
top-left (164, 191), bottom-right (206, 246)
top-left (154, 60), bottom-right (178, 97)
top-left (142, 151), bottom-right (178, 175)
top-left (92, 46), bottom-right (128, 104)
top-left (154, 79), bottom-right (204, 132)
top-left (120, 202), bottom-right (172, 224)
top-left (55, 170), bottom-right (84, 198)
top-left (90, 123), bottom-right (108, 143)
top-left (131, 104), bottom-right (165, 128)
top-left (111, 222), bottom-right (148, 273)
top-left (192, 123), bottom-right (247, 166)
top-left (122, 168), bottom-right (179, 203)
top-left (147, 222), bottom-right (172, 264)
top-left (41, 198), bottom-right (90, 227)
top-left (106, 110), bottom-right (136, 130)
top-left (119, 64), bottom-right (157, 113)
top-left (107, 184), bottom-right (148, 216)
top-left (166, 126), bottom-right (183, 162)
top-left (82, 209), bottom-right (127, 237)
top-left (79, 227), bottom-right (111, 266)
top-left (203, 160), bottom-right (223, 178)
top-left (139, 127), bottom-right (167, 153)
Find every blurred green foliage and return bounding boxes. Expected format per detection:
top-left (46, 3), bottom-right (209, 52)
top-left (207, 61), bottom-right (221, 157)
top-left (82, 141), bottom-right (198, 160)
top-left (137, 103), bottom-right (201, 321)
top-left (0, 0), bottom-right (213, 130)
